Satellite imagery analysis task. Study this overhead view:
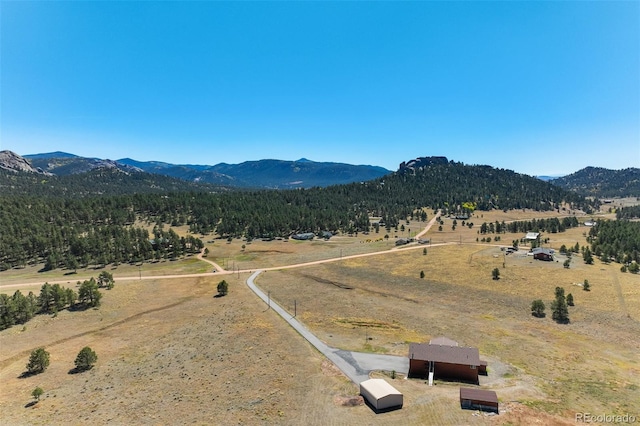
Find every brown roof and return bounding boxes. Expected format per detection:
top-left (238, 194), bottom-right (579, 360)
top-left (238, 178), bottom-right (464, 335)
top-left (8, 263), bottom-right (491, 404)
top-left (459, 387), bottom-right (498, 403)
top-left (409, 343), bottom-right (480, 366)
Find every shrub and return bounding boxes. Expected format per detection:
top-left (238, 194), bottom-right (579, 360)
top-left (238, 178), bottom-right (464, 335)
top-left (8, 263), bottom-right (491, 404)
top-left (31, 387), bottom-right (44, 401)
top-left (531, 300), bottom-right (546, 317)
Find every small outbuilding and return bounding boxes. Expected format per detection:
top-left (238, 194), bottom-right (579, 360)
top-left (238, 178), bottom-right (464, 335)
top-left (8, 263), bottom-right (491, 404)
top-left (524, 232), bottom-right (540, 241)
top-left (291, 233), bottom-right (315, 240)
top-left (460, 387), bottom-right (498, 413)
top-left (360, 379), bottom-right (403, 411)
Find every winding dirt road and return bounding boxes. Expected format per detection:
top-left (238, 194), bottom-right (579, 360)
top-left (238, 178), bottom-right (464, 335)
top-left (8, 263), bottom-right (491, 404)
top-left (1, 211), bottom-right (443, 289)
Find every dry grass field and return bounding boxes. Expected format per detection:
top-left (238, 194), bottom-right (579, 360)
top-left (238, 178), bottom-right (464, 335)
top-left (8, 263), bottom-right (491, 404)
top-left (256, 243), bottom-right (640, 424)
top-left (1, 208), bottom-right (638, 425)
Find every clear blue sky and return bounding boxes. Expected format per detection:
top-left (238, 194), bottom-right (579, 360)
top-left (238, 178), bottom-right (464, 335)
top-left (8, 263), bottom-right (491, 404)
top-left (1, 1), bottom-right (638, 176)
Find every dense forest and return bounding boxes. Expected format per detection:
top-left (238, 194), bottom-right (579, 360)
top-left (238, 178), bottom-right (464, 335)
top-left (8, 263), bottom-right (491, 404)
top-left (478, 217), bottom-right (580, 235)
top-left (0, 168), bottom-right (227, 197)
top-left (616, 205), bottom-right (640, 220)
top-left (551, 167), bottom-right (640, 198)
top-left (0, 161), bottom-right (596, 271)
top-left (587, 220), bottom-right (640, 267)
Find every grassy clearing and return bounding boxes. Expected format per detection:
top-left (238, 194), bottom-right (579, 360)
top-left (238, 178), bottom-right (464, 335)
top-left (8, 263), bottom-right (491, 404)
top-left (2, 209), bottom-right (638, 425)
top-left (0, 256), bottom-right (210, 288)
top-left (257, 242), bottom-right (640, 423)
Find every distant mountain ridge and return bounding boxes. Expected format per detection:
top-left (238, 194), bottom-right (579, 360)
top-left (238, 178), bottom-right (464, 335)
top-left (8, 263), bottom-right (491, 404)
top-left (23, 152), bottom-right (391, 189)
top-left (23, 152), bottom-right (143, 176)
top-left (551, 167), bottom-right (640, 198)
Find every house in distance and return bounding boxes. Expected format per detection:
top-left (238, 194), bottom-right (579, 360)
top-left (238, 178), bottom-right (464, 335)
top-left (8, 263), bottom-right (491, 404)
top-left (532, 247), bottom-right (554, 261)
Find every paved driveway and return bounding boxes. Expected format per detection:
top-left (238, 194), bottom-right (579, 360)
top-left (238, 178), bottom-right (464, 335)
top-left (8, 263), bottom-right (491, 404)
top-left (247, 271), bottom-right (409, 384)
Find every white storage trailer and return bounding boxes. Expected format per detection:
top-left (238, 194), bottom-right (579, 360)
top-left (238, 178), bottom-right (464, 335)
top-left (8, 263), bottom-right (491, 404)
top-left (360, 379), bottom-right (403, 411)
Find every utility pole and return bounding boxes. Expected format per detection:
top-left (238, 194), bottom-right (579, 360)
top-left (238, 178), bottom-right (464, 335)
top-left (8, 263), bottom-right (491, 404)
top-left (294, 300), bottom-right (297, 317)
top-left (268, 291), bottom-right (271, 310)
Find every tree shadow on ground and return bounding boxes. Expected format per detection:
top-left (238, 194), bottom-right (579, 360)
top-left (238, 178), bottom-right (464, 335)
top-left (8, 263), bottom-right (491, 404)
top-left (24, 401), bottom-right (38, 408)
top-left (68, 366), bottom-right (92, 375)
top-left (18, 371), bottom-right (39, 379)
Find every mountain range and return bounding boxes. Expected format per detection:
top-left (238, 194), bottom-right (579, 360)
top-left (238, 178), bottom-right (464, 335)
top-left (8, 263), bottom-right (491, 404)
top-left (1, 150), bottom-right (637, 197)
top-left (21, 151), bottom-right (390, 189)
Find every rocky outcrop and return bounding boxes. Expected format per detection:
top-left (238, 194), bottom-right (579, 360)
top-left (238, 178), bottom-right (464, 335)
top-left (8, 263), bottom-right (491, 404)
top-left (398, 156), bottom-right (449, 174)
top-left (0, 150), bottom-right (50, 174)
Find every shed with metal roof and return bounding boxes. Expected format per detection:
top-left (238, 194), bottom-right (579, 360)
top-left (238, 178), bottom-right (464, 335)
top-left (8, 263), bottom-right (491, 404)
top-left (360, 379), bottom-right (403, 411)
top-left (460, 387), bottom-right (498, 413)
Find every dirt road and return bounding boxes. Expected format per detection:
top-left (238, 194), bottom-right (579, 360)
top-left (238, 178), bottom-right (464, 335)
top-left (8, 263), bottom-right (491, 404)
top-left (247, 270), bottom-right (408, 384)
top-left (1, 214), bottom-right (446, 290)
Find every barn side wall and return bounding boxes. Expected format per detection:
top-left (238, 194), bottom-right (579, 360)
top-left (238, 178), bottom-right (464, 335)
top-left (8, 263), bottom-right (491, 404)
top-left (434, 362), bottom-right (478, 384)
top-left (408, 359), bottom-right (428, 378)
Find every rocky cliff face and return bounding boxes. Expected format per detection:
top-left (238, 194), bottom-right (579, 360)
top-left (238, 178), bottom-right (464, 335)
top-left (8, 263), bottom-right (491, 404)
top-left (0, 150), bottom-right (50, 174)
top-left (398, 156), bottom-right (449, 173)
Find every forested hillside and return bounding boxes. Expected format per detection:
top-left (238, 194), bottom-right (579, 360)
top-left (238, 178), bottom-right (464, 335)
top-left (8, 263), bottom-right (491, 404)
top-left (551, 167), bottom-right (640, 197)
top-left (0, 168), bottom-right (226, 197)
top-left (0, 161), bottom-right (594, 271)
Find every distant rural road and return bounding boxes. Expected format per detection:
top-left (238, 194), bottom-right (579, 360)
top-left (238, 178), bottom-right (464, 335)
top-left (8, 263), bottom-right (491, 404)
top-left (1, 211), bottom-right (444, 289)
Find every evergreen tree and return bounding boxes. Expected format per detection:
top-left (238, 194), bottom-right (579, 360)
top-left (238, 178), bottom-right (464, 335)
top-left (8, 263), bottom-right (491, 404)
top-left (531, 299), bottom-right (546, 317)
top-left (217, 280), bottom-right (229, 296)
top-left (74, 346), bottom-right (98, 372)
top-left (26, 348), bottom-right (50, 375)
top-left (492, 268), bottom-right (500, 280)
top-left (98, 271), bottom-right (115, 289)
top-left (78, 278), bottom-right (102, 307)
top-left (551, 287), bottom-right (570, 324)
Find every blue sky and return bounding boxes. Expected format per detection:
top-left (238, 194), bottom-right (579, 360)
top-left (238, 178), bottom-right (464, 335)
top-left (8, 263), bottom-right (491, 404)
top-left (1, 1), bottom-right (638, 176)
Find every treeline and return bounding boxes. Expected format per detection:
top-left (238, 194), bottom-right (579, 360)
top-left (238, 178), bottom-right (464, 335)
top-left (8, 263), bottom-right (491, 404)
top-left (551, 167), bottom-right (640, 197)
top-left (616, 205), bottom-right (640, 220)
top-left (0, 168), bottom-right (226, 198)
top-left (587, 220), bottom-right (640, 267)
top-left (0, 275), bottom-right (111, 330)
top-left (479, 217), bottom-right (580, 234)
top-left (0, 195), bottom-right (204, 270)
top-left (1, 161), bottom-right (594, 270)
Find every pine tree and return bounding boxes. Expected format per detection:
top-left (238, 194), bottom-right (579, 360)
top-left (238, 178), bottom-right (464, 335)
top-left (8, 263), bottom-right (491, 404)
top-left (26, 348), bottom-right (50, 375)
top-left (531, 300), bottom-right (546, 317)
top-left (217, 280), bottom-right (229, 296)
top-left (74, 347), bottom-right (98, 372)
top-left (551, 287), bottom-right (570, 324)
